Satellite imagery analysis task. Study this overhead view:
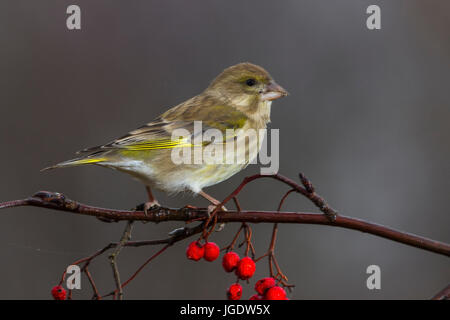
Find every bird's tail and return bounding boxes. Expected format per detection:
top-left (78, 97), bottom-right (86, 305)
top-left (41, 157), bottom-right (107, 171)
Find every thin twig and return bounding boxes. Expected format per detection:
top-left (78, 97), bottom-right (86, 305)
top-left (109, 221), bottom-right (133, 300)
top-left (101, 224), bottom-right (204, 299)
top-left (84, 267), bottom-right (100, 300)
top-left (256, 188), bottom-right (297, 287)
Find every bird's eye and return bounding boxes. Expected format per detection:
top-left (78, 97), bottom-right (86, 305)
top-left (245, 78), bottom-right (256, 86)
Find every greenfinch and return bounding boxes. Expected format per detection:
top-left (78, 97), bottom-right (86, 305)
top-left (44, 63), bottom-right (288, 208)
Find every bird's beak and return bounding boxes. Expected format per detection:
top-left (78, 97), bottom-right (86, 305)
top-left (260, 81), bottom-right (288, 101)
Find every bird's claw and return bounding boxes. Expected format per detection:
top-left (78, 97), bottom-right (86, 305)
top-left (207, 204), bottom-right (227, 232)
top-left (143, 200), bottom-right (161, 216)
top-left (133, 201), bottom-right (161, 225)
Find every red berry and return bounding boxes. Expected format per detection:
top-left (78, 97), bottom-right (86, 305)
top-left (186, 241), bottom-right (204, 261)
top-left (254, 277), bottom-right (276, 295)
top-left (51, 285), bottom-right (67, 300)
top-left (235, 257), bottom-right (256, 280)
top-left (264, 286), bottom-right (287, 300)
top-left (203, 242), bottom-right (220, 262)
top-left (227, 283), bottom-right (243, 300)
top-left (249, 294), bottom-right (264, 300)
top-left (222, 251), bottom-right (240, 272)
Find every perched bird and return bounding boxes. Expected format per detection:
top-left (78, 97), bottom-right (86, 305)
top-left (43, 63), bottom-right (288, 211)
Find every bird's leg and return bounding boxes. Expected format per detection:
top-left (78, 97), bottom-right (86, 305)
top-left (198, 190), bottom-right (226, 209)
top-left (198, 190), bottom-right (226, 231)
top-left (143, 186), bottom-right (160, 216)
top-left (133, 186), bottom-right (160, 215)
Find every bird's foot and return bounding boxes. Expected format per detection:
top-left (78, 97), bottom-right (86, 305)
top-left (134, 200), bottom-right (161, 216)
top-left (207, 204), bottom-right (227, 232)
top-left (143, 200), bottom-right (161, 216)
top-left (215, 222), bottom-right (226, 232)
top-left (207, 204), bottom-right (227, 215)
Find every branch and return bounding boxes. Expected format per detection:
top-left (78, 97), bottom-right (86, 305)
top-left (1, 173), bottom-right (448, 300)
top-left (1, 180), bottom-right (449, 258)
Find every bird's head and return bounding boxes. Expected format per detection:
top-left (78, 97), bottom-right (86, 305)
top-left (207, 63), bottom-right (288, 108)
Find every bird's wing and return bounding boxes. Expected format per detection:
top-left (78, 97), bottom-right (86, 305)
top-left (77, 94), bottom-right (248, 154)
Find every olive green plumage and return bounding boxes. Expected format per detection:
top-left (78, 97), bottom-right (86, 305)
top-left (44, 63), bottom-right (287, 194)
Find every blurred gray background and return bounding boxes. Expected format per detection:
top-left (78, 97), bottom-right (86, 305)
top-left (0, 0), bottom-right (448, 299)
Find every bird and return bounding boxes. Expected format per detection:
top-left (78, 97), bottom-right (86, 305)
top-left (43, 62), bottom-right (288, 213)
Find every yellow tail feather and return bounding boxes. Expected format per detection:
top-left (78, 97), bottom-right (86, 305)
top-left (41, 158), bottom-right (107, 171)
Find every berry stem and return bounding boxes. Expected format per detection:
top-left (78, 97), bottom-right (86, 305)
top-left (223, 223), bottom-right (244, 251)
top-left (109, 221), bottom-right (134, 300)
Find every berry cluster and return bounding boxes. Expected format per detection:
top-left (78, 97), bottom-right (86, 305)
top-left (186, 241), bottom-right (220, 262)
top-left (186, 241), bottom-right (288, 300)
top-left (222, 253), bottom-right (256, 279)
top-left (229, 276), bottom-right (287, 300)
top-left (222, 251), bottom-right (256, 300)
top-left (250, 278), bottom-right (288, 300)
